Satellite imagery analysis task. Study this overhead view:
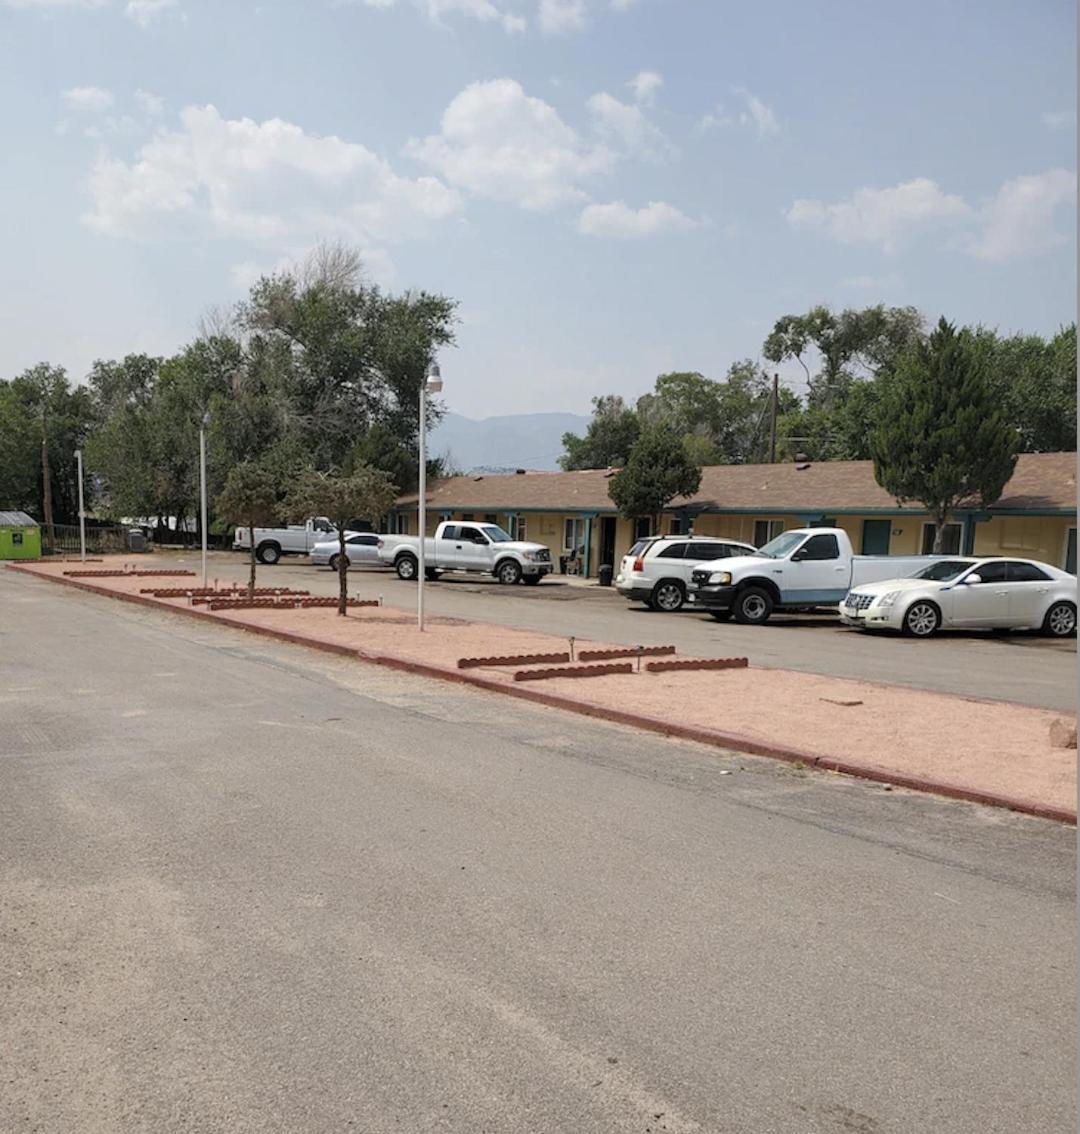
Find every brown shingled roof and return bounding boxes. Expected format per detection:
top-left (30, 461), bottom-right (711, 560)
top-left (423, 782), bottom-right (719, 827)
top-left (400, 452), bottom-right (1077, 514)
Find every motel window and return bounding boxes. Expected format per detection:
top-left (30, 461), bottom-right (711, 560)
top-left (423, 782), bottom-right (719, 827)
top-left (484, 514), bottom-right (498, 525)
top-left (510, 516), bottom-right (528, 541)
top-left (921, 522), bottom-right (962, 555)
top-left (564, 517), bottom-right (586, 552)
top-left (634, 516), bottom-right (653, 540)
top-left (753, 519), bottom-right (784, 547)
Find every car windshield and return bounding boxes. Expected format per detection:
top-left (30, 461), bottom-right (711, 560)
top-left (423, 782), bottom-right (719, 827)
top-left (911, 559), bottom-right (976, 581)
top-left (755, 531), bottom-right (805, 559)
top-left (480, 524), bottom-right (513, 543)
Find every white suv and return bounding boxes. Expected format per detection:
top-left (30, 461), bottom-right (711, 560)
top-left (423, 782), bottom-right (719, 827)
top-left (616, 536), bottom-right (757, 611)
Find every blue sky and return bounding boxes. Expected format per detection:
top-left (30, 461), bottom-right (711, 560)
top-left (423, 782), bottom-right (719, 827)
top-left (1, 0), bottom-right (1075, 417)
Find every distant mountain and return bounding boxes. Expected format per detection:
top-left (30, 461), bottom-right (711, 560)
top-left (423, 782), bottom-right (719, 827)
top-left (429, 411), bottom-right (589, 473)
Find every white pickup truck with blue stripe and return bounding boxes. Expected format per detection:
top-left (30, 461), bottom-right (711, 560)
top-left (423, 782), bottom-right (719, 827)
top-left (686, 527), bottom-right (939, 626)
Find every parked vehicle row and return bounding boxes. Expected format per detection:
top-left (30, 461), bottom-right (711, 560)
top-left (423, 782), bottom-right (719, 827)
top-left (234, 517), bottom-right (1077, 638)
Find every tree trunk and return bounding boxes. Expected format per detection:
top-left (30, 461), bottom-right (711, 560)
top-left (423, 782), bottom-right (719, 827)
top-left (337, 525), bottom-right (348, 616)
top-left (932, 512), bottom-right (949, 554)
top-left (248, 524), bottom-right (257, 598)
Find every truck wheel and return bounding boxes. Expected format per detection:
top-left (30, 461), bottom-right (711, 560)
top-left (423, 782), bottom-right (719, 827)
top-left (257, 542), bottom-right (281, 565)
top-left (733, 586), bottom-right (773, 625)
top-left (496, 559), bottom-right (522, 585)
top-left (649, 580), bottom-right (685, 612)
top-left (1042, 601), bottom-right (1076, 638)
top-left (396, 554), bottom-right (418, 581)
top-left (902, 601), bottom-right (941, 637)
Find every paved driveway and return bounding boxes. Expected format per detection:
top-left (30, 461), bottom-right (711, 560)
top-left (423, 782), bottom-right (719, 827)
top-left (172, 550), bottom-right (1076, 710)
top-left (1, 570), bottom-right (1074, 1133)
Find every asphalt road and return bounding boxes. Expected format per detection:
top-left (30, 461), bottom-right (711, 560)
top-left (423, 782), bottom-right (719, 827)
top-left (175, 549), bottom-right (1075, 710)
top-left (1, 568), bottom-right (1074, 1134)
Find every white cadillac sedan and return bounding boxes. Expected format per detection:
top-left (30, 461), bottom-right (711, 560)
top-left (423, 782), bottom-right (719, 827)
top-left (841, 557), bottom-right (1077, 638)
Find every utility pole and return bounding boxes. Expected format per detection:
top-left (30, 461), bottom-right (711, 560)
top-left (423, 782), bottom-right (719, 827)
top-left (768, 372), bottom-right (779, 464)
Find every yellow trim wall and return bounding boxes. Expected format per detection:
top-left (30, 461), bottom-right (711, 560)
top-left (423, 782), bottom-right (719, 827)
top-left (400, 508), bottom-right (1078, 575)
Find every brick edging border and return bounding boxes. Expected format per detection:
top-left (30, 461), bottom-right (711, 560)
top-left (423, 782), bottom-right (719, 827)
top-left (8, 562), bottom-right (1075, 826)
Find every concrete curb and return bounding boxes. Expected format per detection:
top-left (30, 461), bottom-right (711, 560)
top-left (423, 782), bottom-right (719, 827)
top-left (9, 562), bottom-right (1076, 826)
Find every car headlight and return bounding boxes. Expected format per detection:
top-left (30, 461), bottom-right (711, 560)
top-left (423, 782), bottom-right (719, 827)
top-left (877, 591), bottom-right (901, 607)
top-left (709, 571), bottom-right (732, 585)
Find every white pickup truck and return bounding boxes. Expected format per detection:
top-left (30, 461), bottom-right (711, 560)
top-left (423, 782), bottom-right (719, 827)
top-left (377, 521), bottom-right (553, 585)
top-left (233, 517), bottom-right (348, 565)
top-left (686, 527), bottom-right (942, 625)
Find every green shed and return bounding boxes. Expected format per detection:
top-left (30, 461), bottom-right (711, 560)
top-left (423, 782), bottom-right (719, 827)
top-left (0, 511), bottom-right (41, 560)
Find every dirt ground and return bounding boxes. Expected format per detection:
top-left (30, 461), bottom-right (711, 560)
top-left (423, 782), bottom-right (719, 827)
top-left (15, 558), bottom-right (1076, 815)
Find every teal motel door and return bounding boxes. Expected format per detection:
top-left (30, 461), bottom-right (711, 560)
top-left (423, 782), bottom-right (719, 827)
top-left (1067, 527), bottom-right (1077, 574)
top-left (861, 519), bottom-right (892, 555)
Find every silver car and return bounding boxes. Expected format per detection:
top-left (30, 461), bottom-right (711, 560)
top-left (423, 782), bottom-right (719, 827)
top-left (311, 532), bottom-right (383, 571)
top-left (841, 556), bottom-right (1077, 637)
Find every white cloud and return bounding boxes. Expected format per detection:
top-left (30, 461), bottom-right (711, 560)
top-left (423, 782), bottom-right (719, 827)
top-left (786, 169), bottom-right (1076, 261)
top-left (699, 87), bottom-right (779, 136)
top-left (408, 79), bottom-right (612, 209)
top-left (610, 0), bottom-right (638, 8)
top-left (587, 90), bottom-right (674, 162)
top-left (360, 0), bottom-right (525, 33)
top-left (3, 0), bottom-right (108, 7)
top-left (578, 199), bottom-right (698, 238)
top-left (785, 177), bottom-right (971, 253)
top-left (538, 0), bottom-right (585, 34)
top-left (62, 85), bottom-right (114, 112)
top-left (1042, 110), bottom-right (1076, 131)
top-left (628, 70), bottom-right (662, 106)
top-left (967, 168), bottom-right (1076, 261)
top-left (124, 0), bottom-right (180, 26)
top-left (84, 104), bottom-right (462, 252)
top-left (135, 89), bottom-right (165, 116)
top-left (734, 87), bottom-right (778, 136)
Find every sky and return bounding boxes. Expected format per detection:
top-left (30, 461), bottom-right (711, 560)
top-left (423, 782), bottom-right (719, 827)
top-left (0, 0), bottom-right (1076, 419)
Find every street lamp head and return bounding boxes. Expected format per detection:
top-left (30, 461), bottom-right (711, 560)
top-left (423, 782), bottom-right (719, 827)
top-left (202, 410), bottom-right (212, 427)
top-left (425, 359), bottom-right (443, 395)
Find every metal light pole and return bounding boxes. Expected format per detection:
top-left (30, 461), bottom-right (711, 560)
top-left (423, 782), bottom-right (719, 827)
top-left (417, 359), bottom-right (442, 631)
top-left (199, 411), bottom-right (211, 587)
top-left (75, 449), bottom-right (86, 562)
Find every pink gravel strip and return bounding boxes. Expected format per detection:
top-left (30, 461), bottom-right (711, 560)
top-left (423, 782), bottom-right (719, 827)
top-left (12, 557), bottom-right (1075, 818)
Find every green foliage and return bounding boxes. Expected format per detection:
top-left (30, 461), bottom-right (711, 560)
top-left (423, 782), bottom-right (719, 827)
top-left (871, 318), bottom-right (1018, 550)
top-left (608, 422), bottom-right (702, 523)
top-left (764, 304), bottom-right (923, 408)
top-left (285, 464), bottom-right (399, 531)
top-left (637, 362), bottom-right (797, 464)
top-left (0, 364), bottom-right (94, 524)
top-left (215, 461), bottom-right (283, 595)
top-left (965, 323), bottom-right (1076, 453)
top-left (285, 462), bottom-right (399, 613)
top-left (560, 395), bottom-right (640, 470)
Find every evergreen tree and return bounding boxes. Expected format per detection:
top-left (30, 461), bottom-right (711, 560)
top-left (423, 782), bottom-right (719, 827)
top-left (871, 318), bottom-right (1018, 553)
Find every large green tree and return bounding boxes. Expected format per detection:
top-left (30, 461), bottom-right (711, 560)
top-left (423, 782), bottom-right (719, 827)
top-left (871, 318), bottom-right (1018, 552)
top-left (764, 304), bottom-right (923, 409)
top-left (560, 395), bottom-right (640, 470)
top-left (286, 464), bottom-right (398, 615)
top-left (607, 422), bottom-right (702, 529)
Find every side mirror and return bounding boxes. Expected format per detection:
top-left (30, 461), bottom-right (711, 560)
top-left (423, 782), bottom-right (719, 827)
top-left (791, 548), bottom-right (807, 562)
top-left (963, 573), bottom-right (982, 586)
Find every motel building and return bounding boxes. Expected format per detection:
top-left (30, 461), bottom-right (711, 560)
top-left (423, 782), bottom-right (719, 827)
top-left (391, 451), bottom-right (1078, 579)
